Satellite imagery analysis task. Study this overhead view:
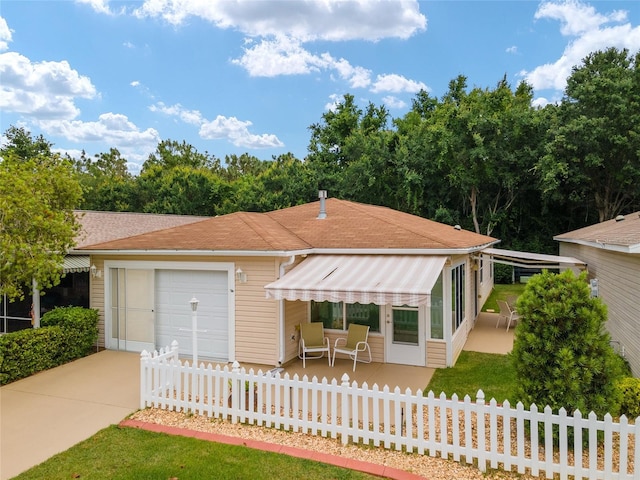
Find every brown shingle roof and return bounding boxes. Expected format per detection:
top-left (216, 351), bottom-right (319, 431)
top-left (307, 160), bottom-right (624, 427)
top-left (73, 211), bottom-right (209, 248)
top-left (555, 211), bottom-right (640, 252)
top-left (78, 198), bottom-right (497, 252)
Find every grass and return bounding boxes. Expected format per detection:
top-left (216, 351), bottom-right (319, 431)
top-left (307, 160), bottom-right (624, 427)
top-left (482, 283), bottom-right (527, 312)
top-left (14, 425), bottom-right (379, 480)
top-left (426, 351), bottom-right (516, 404)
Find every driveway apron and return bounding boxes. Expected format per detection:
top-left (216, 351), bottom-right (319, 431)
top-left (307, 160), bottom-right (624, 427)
top-left (1, 350), bottom-right (140, 480)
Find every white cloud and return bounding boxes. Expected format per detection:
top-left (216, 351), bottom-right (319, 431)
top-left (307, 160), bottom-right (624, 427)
top-left (134, 0), bottom-right (426, 42)
top-left (382, 95), bottom-right (406, 109)
top-left (150, 102), bottom-right (203, 126)
top-left (506, 46), bottom-right (518, 54)
top-left (524, 1), bottom-right (640, 91)
top-left (36, 113), bottom-right (160, 156)
top-left (232, 35), bottom-right (330, 77)
top-left (200, 115), bottom-right (284, 149)
top-left (0, 52), bottom-right (97, 119)
top-left (151, 101), bottom-right (283, 149)
top-left (371, 73), bottom-right (427, 94)
top-left (324, 93), bottom-right (342, 112)
top-left (0, 17), bottom-right (12, 51)
top-left (75, 0), bottom-right (114, 15)
top-left (535, 0), bottom-right (626, 36)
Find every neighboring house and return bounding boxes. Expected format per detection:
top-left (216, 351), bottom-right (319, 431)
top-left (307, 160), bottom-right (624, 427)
top-left (555, 212), bottom-right (640, 377)
top-left (74, 196), bottom-right (499, 369)
top-left (0, 211), bottom-right (207, 333)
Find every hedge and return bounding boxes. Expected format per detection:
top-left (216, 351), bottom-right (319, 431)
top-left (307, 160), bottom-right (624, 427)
top-left (0, 306), bottom-right (99, 385)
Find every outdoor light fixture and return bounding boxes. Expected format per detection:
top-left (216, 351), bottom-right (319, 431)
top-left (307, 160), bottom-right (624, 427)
top-left (236, 268), bottom-right (247, 283)
top-left (189, 296), bottom-right (199, 312)
top-left (90, 264), bottom-right (102, 278)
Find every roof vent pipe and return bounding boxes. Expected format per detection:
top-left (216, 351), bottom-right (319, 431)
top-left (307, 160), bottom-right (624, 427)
top-left (615, 215), bottom-right (625, 222)
top-left (317, 190), bottom-right (327, 219)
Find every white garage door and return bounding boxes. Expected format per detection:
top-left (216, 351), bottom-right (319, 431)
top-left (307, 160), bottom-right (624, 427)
top-left (155, 269), bottom-right (229, 361)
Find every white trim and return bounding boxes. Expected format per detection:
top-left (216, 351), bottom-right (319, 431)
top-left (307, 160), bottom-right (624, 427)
top-left (104, 260), bottom-right (236, 360)
top-left (554, 237), bottom-right (640, 255)
top-left (482, 247), bottom-right (587, 268)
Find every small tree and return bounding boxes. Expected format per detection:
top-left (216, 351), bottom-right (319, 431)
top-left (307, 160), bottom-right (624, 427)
top-left (511, 270), bottom-right (625, 417)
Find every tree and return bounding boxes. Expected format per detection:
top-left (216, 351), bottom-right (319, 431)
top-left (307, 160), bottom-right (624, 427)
top-left (538, 48), bottom-right (640, 222)
top-left (74, 148), bottom-right (136, 211)
top-left (511, 270), bottom-right (626, 417)
top-left (0, 129), bottom-right (82, 300)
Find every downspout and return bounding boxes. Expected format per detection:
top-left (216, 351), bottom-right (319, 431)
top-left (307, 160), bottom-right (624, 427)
top-left (278, 255), bottom-right (296, 366)
top-left (32, 278), bottom-right (40, 328)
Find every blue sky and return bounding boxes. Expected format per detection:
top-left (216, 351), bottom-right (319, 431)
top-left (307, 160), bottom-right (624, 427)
top-left (1, 1), bottom-right (639, 173)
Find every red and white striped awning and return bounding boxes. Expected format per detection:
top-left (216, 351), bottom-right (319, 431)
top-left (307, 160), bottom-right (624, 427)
top-left (265, 255), bottom-right (446, 307)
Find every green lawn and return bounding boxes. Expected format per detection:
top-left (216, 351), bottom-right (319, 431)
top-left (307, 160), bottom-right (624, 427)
top-left (14, 426), bottom-right (379, 480)
top-left (426, 351), bottom-right (516, 404)
top-left (482, 283), bottom-right (527, 312)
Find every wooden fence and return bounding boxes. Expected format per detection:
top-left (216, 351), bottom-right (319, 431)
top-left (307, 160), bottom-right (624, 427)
top-left (140, 345), bottom-right (638, 480)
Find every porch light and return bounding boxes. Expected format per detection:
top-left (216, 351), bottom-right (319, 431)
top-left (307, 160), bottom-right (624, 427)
top-left (236, 268), bottom-right (247, 283)
top-left (189, 296), bottom-right (199, 312)
top-left (90, 264), bottom-right (102, 278)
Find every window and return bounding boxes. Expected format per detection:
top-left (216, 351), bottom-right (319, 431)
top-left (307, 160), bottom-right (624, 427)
top-left (430, 272), bottom-right (444, 339)
top-left (479, 257), bottom-right (484, 284)
top-left (451, 263), bottom-right (466, 333)
top-left (311, 301), bottom-right (380, 333)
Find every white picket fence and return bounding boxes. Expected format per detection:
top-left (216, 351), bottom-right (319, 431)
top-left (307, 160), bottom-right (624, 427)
top-left (140, 342), bottom-right (639, 480)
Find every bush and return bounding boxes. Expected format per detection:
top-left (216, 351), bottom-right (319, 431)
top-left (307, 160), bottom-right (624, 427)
top-left (511, 270), bottom-right (626, 418)
top-left (0, 307), bottom-right (99, 385)
top-left (617, 377), bottom-right (640, 419)
top-left (494, 263), bottom-right (513, 284)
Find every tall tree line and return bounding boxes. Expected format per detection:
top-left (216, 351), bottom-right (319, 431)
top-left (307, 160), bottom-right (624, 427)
top-left (5, 47), bottom-right (640, 256)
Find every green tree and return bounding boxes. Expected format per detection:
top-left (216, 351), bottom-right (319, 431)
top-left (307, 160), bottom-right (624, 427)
top-left (0, 129), bottom-right (82, 300)
top-left (511, 270), bottom-right (626, 417)
top-left (74, 148), bottom-right (136, 211)
top-left (538, 48), bottom-right (640, 222)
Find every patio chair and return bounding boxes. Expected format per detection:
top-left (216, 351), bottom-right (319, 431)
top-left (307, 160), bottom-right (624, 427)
top-left (505, 304), bottom-right (521, 332)
top-left (298, 322), bottom-right (331, 368)
top-left (332, 323), bottom-right (371, 372)
top-left (495, 300), bottom-right (511, 328)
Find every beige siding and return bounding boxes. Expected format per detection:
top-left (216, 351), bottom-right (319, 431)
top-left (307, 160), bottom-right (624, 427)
top-left (427, 341), bottom-right (446, 368)
top-left (91, 254), bottom-right (281, 365)
top-left (284, 300), bottom-right (308, 363)
top-left (560, 244), bottom-right (640, 376)
top-left (477, 254), bottom-right (494, 311)
top-left (89, 257), bottom-right (105, 347)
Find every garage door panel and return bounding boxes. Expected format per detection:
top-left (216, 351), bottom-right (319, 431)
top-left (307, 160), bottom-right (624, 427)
top-left (155, 270), bottom-right (228, 360)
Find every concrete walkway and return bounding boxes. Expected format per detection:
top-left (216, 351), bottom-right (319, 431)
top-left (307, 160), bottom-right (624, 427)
top-left (0, 350), bottom-right (140, 480)
top-left (0, 315), bottom-right (512, 479)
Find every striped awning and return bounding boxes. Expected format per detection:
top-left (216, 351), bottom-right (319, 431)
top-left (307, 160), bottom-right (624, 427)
top-left (265, 255), bottom-right (446, 307)
top-left (63, 255), bottom-right (91, 273)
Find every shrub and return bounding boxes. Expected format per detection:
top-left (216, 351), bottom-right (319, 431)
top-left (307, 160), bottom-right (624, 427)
top-left (617, 377), bottom-right (640, 419)
top-left (511, 270), bottom-right (626, 418)
top-left (0, 307), bottom-right (99, 385)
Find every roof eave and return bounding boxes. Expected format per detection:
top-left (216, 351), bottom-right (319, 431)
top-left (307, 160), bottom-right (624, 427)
top-left (554, 237), bottom-right (639, 254)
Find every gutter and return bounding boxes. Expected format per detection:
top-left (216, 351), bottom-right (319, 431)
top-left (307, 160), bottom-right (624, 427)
top-left (277, 255), bottom-right (296, 366)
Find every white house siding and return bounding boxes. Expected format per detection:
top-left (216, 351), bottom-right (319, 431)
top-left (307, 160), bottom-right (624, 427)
top-left (559, 244), bottom-right (640, 377)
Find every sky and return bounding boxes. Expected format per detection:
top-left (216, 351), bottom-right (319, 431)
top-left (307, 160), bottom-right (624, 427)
top-left (1, 0), bottom-right (640, 174)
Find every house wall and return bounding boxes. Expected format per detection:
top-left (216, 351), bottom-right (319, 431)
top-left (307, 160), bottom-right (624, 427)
top-left (284, 300), bottom-right (307, 362)
top-left (89, 254), bottom-right (281, 365)
top-left (426, 341), bottom-right (446, 368)
top-left (89, 258), bottom-right (106, 348)
top-left (559, 244), bottom-right (640, 377)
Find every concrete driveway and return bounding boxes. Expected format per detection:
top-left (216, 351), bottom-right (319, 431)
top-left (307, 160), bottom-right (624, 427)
top-left (0, 350), bottom-right (140, 480)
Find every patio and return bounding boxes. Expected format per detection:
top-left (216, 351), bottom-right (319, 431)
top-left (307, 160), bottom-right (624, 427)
top-left (231, 312), bottom-right (514, 393)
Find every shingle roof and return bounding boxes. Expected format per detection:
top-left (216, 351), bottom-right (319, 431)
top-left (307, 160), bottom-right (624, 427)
top-left (78, 199), bottom-right (497, 252)
top-left (73, 211), bottom-right (209, 248)
top-left (554, 211), bottom-right (640, 253)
